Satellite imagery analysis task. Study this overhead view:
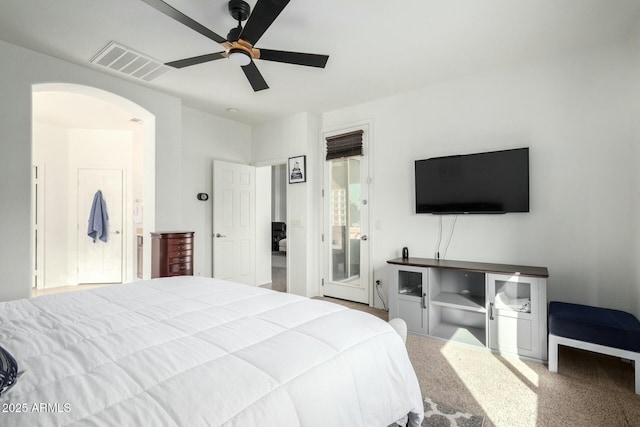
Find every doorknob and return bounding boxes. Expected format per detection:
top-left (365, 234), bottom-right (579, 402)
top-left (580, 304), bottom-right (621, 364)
top-left (113, 230), bottom-right (120, 234)
top-left (361, 235), bottom-right (368, 241)
top-left (215, 233), bottom-right (227, 238)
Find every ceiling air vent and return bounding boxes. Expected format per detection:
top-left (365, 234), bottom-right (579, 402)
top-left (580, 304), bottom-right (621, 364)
top-left (90, 41), bottom-right (169, 82)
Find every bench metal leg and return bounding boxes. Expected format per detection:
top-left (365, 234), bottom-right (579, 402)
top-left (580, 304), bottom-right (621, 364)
top-left (549, 333), bottom-right (640, 395)
top-left (548, 334), bottom-right (558, 372)
top-left (635, 357), bottom-right (640, 395)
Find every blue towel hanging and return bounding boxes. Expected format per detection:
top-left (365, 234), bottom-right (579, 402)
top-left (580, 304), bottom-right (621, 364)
top-left (87, 190), bottom-right (109, 243)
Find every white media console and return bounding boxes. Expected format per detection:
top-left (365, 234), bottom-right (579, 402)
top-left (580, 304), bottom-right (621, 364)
top-left (388, 257), bottom-right (549, 361)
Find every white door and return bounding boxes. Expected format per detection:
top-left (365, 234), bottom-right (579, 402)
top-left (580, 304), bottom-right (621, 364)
top-left (77, 169), bottom-right (124, 284)
top-left (212, 160), bottom-right (256, 285)
top-left (323, 129), bottom-right (370, 303)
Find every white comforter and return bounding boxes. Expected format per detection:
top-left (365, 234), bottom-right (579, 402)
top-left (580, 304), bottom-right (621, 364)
top-left (0, 277), bottom-right (423, 426)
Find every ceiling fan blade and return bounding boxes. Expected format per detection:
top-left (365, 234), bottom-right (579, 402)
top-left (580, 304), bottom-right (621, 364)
top-left (142, 0), bottom-right (227, 44)
top-left (240, 0), bottom-right (290, 46)
top-left (241, 61), bottom-right (269, 92)
top-left (258, 49), bottom-right (329, 68)
top-left (166, 52), bottom-right (226, 68)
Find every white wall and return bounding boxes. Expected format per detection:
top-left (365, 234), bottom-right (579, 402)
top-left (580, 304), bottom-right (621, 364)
top-left (0, 39), bottom-right (181, 301)
top-left (323, 43), bottom-right (637, 315)
top-left (252, 113), bottom-right (322, 298)
top-left (6, 34), bottom-right (639, 318)
top-left (180, 106), bottom-right (252, 277)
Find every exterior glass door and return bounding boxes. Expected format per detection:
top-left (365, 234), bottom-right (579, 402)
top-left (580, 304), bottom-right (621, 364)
top-left (323, 130), bottom-right (370, 305)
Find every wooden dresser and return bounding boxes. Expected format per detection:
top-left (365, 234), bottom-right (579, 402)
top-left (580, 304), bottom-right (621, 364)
top-left (151, 231), bottom-right (194, 278)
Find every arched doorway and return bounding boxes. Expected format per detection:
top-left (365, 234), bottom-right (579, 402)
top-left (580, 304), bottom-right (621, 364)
top-left (31, 83), bottom-right (156, 291)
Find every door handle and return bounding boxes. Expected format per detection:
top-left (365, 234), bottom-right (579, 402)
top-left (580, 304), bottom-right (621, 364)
top-left (113, 230), bottom-right (120, 234)
top-left (360, 235), bottom-right (368, 241)
top-left (489, 302), bottom-right (494, 320)
top-left (215, 233), bottom-right (227, 238)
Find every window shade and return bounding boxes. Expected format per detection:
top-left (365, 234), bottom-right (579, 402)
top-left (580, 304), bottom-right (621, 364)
top-left (325, 130), bottom-right (363, 161)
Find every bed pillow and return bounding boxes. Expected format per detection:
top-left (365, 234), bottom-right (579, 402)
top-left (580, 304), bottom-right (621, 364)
top-left (0, 345), bottom-right (18, 397)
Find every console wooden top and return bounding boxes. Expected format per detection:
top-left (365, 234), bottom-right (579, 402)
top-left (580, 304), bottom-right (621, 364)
top-left (387, 257), bottom-right (549, 278)
top-left (150, 231), bottom-right (194, 238)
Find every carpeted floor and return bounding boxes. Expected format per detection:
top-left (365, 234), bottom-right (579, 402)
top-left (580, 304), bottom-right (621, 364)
top-left (318, 300), bottom-right (639, 427)
top-left (406, 334), bottom-right (640, 426)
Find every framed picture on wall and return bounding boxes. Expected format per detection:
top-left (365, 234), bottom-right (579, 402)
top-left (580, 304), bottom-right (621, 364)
top-left (288, 155), bottom-right (306, 184)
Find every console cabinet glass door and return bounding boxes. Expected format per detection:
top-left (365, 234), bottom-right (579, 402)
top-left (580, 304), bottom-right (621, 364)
top-left (487, 274), bottom-right (540, 358)
top-left (389, 266), bottom-right (428, 335)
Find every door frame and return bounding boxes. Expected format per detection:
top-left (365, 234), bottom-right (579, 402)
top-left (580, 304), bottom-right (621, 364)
top-left (32, 164), bottom-right (45, 289)
top-left (320, 120), bottom-right (373, 305)
top-left (76, 167), bottom-right (126, 284)
top-left (253, 159), bottom-right (290, 293)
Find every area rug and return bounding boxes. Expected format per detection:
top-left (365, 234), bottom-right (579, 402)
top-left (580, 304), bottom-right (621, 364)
top-left (422, 397), bottom-right (484, 427)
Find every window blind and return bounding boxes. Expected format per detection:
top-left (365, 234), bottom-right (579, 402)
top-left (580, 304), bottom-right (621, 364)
top-left (325, 130), bottom-right (363, 161)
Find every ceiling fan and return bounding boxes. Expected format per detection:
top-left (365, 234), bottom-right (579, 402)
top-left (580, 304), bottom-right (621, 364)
top-left (142, 0), bottom-right (329, 92)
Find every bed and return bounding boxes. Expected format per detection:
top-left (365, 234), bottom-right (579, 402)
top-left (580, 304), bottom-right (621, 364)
top-left (0, 276), bottom-right (424, 426)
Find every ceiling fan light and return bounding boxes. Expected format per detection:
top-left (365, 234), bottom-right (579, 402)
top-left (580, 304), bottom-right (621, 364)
top-left (228, 49), bottom-right (251, 66)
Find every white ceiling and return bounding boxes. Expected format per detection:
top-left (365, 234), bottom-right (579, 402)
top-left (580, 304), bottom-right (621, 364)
top-left (3, 0), bottom-right (640, 125)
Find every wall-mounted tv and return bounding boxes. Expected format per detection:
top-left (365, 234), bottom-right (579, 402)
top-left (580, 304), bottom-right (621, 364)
top-left (415, 147), bottom-right (529, 214)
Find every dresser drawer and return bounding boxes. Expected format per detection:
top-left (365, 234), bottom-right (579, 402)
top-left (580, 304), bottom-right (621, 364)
top-left (167, 240), bottom-right (192, 251)
top-left (168, 255), bottom-right (191, 265)
top-left (167, 247), bottom-right (193, 258)
top-left (167, 237), bottom-right (192, 247)
top-left (169, 263), bottom-right (192, 274)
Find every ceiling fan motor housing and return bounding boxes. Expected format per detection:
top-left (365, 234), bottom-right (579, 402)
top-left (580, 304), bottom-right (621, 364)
top-left (228, 0), bottom-right (250, 22)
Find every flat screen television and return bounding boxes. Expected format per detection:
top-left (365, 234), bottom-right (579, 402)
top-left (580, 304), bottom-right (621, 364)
top-left (415, 147), bottom-right (529, 214)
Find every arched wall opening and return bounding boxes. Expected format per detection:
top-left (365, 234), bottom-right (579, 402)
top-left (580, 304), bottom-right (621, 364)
top-left (31, 83), bottom-right (156, 290)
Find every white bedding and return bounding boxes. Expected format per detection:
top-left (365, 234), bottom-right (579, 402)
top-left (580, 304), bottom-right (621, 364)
top-left (0, 277), bottom-right (423, 426)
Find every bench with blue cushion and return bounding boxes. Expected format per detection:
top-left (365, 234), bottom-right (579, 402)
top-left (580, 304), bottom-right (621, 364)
top-left (548, 301), bottom-right (640, 394)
